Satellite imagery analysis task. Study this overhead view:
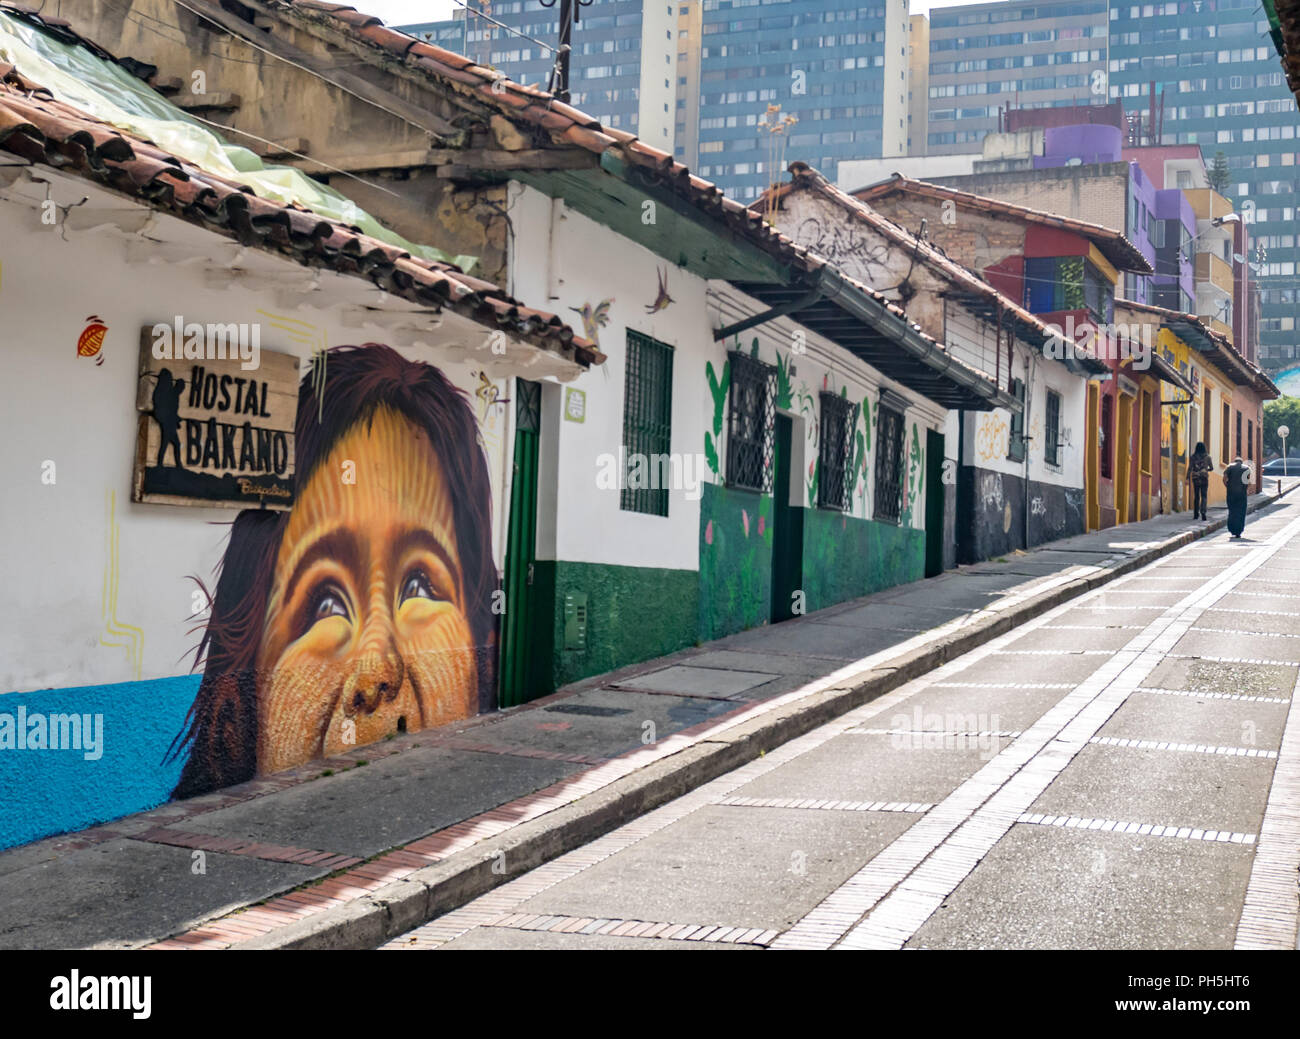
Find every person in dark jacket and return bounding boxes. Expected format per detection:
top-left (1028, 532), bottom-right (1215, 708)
top-left (1186, 441), bottom-right (1213, 521)
top-left (1223, 456), bottom-right (1251, 538)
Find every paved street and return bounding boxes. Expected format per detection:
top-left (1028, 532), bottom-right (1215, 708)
top-left (386, 497), bottom-right (1300, 951)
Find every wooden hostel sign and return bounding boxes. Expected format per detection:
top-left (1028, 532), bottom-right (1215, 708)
top-left (132, 322), bottom-right (299, 509)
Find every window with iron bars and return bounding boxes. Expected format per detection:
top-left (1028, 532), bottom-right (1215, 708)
top-left (1045, 389), bottom-right (1062, 467)
top-left (1007, 378), bottom-right (1027, 462)
top-left (725, 350), bottom-right (775, 494)
top-left (621, 331), bottom-right (674, 517)
top-left (818, 391), bottom-right (854, 511)
top-left (874, 403), bottom-right (906, 524)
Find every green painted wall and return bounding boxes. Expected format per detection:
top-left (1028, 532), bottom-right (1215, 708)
top-left (800, 507), bottom-right (926, 614)
top-left (697, 481), bottom-right (774, 642)
top-left (540, 560), bottom-right (699, 690)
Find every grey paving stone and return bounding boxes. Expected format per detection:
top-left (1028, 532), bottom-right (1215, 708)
top-left (180, 746), bottom-right (579, 859)
top-left (1170, 628), bottom-right (1300, 665)
top-left (0, 839), bottom-right (317, 949)
top-left (943, 649), bottom-right (1110, 686)
top-left (1028, 743), bottom-right (1276, 836)
top-left (613, 665), bottom-right (780, 697)
top-left (906, 824), bottom-right (1254, 950)
top-left (1097, 690), bottom-right (1290, 750)
top-left (463, 688), bottom-right (742, 758)
top-left (1140, 657), bottom-right (1297, 697)
top-left (515, 805), bottom-right (915, 931)
top-left (887, 681), bottom-right (1069, 732)
top-left (734, 732), bottom-right (1012, 804)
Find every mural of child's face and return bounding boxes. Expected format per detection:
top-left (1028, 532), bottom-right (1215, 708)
top-left (254, 405), bottom-right (478, 773)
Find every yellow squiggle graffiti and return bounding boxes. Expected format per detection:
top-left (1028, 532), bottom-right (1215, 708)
top-left (99, 489), bottom-right (144, 680)
top-left (976, 412), bottom-right (1009, 463)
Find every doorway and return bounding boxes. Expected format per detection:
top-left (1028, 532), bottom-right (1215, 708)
top-left (770, 413), bottom-right (803, 623)
top-left (498, 379), bottom-right (548, 707)
top-left (925, 429), bottom-right (945, 577)
top-left (1086, 382), bottom-right (1100, 530)
top-left (1116, 392), bottom-right (1133, 525)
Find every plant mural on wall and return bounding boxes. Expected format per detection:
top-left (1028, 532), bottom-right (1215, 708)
top-left (899, 423), bottom-right (925, 529)
top-left (704, 356), bottom-right (730, 478)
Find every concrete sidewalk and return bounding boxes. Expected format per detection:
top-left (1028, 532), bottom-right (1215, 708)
top-left (1, 487), bottom-right (1294, 949)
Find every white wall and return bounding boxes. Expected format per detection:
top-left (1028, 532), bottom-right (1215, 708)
top-left (0, 198), bottom-right (514, 694)
top-left (505, 181), bottom-right (942, 581)
top-left (507, 183), bottom-right (710, 572)
top-left (960, 344), bottom-right (1088, 491)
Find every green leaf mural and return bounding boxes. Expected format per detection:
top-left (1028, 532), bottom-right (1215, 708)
top-left (774, 351), bottom-right (794, 411)
top-left (705, 358), bottom-right (730, 477)
top-left (900, 424), bottom-right (925, 528)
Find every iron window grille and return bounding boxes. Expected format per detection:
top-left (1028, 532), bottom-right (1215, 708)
top-left (621, 330), bottom-right (674, 517)
top-left (1045, 389), bottom-right (1062, 467)
top-left (1007, 378), bottom-right (1027, 463)
top-left (874, 402), bottom-right (906, 525)
top-left (818, 391), bottom-right (854, 511)
top-left (516, 378), bottom-right (541, 433)
top-left (725, 350), bottom-right (776, 494)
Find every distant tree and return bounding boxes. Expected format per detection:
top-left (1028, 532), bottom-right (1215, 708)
top-left (1208, 151), bottom-right (1231, 195)
top-left (1264, 397), bottom-right (1300, 457)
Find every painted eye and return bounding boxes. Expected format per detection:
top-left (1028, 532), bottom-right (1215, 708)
top-left (400, 568), bottom-right (443, 604)
top-left (312, 586), bottom-right (349, 622)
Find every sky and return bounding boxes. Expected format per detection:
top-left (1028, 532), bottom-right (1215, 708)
top-left (359, 0), bottom-right (987, 31)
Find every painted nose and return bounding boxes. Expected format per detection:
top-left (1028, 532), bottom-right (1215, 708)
top-left (343, 650), bottom-right (404, 716)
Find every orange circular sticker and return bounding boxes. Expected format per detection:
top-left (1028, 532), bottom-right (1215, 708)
top-left (77, 316), bottom-right (107, 361)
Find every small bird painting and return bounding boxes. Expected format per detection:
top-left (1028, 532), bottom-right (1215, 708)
top-left (644, 267), bottom-right (675, 314)
top-left (570, 298), bottom-right (614, 345)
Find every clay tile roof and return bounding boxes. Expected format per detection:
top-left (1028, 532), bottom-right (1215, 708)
top-left (852, 173), bottom-right (1154, 275)
top-left (1116, 299), bottom-right (1278, 396)
top-left (0, 72), bottom-right (602, 368)
top-left (757, 162), bottom-right (1064, 348)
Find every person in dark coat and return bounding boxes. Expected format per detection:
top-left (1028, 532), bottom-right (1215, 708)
top-left (1223, 456), bottom-right (1250, 538)
top-left (1186, 441), bottom-right (1213, 521)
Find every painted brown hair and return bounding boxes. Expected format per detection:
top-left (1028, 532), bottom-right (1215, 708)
top-left (168, 344), bottom-right (498, 798)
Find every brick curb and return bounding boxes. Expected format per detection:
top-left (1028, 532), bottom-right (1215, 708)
top-left (201, 487), bottom-right (1297, 950)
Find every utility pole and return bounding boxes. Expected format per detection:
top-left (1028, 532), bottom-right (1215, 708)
top-left (541, 0), bottom-right (593, 103)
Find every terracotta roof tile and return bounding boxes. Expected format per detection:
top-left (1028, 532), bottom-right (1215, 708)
top-left (852, 173), bottom-right (1153, 274)
top-left (757, 163), bottom-right (1062, 346)
top-left (0, 73), bottom-right (602, 368)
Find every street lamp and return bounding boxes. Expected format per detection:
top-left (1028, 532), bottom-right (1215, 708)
top-left (1177, 213), bottom-right (1241, 267)
top-left (1280, 424), bottom-right (1291, 491)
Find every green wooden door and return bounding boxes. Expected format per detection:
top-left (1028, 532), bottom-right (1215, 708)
top-left (770, 414), bottom-right (803, 622)
top-left (925, 429), bottom-right (946, 578)
top-left (498, 380), bottom-right (546, 707)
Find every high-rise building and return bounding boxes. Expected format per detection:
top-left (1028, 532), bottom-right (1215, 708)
top-left (400, 0), bottom-right (677, 144)
top-left (691, 0), bottom-right (908, 200)
top-left (1108, 0), bottom-right (1300, 379)
top-left (403, 2), bottom-right (908, 202)
top-left (907, 13), bottom-right (929, 156)
top-left (925, 0), bottom-right (1109, 156)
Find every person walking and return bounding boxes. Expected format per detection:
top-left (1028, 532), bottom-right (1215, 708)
top-left (1186, 441), bottom-right (1213, 521)
top-left (1223, 455), bottom-right (1251, 538)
